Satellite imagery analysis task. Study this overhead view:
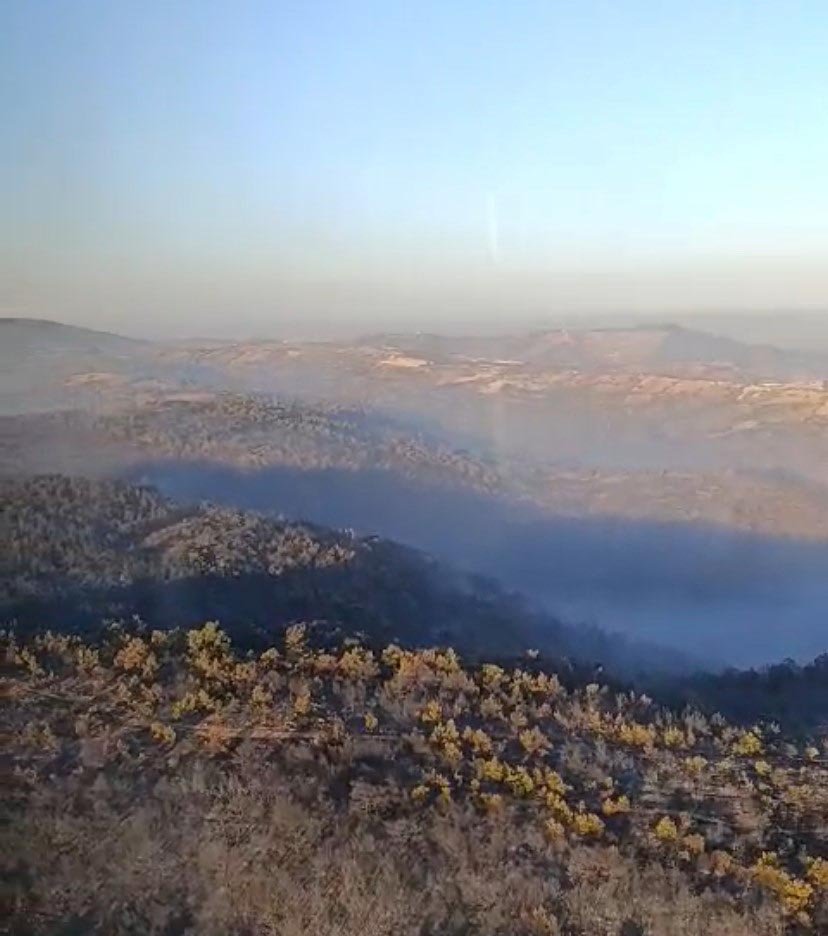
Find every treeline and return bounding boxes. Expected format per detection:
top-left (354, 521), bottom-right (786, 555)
top-left (94, 394), bottom-right (509, 492)
top-left (0, 475), bottom-right (541, 654)
top-left (1, 474), bottom-right (353, 600)
top-left (678, 656), bottom-right (828, 736)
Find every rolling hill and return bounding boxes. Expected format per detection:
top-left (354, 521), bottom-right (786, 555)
top-left (360, 324), bottom-right (828, 381)
top-left (1, 474), bottom-right (645, 668)
top-left (0, 318), bottom-right (157, 413)
top-left (3, 393), bottom-right (828, 667)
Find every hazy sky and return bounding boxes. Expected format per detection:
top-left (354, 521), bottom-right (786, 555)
top-left (2, 1), bottom-right (828, 337)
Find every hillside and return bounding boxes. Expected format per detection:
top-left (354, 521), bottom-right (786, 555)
top-left (7, 474), bottom-right (687, 673)
top-left (0, 318), bottom-right (156, 414)
top-left (3, 474), bottom-right (828, 727)
top-left (3, 622), bottom-right (827, 935)
top-left (3, 470), bottom-right (828, 935)
top-left (5, 393), bottom-right (828, 540)
top-left (0, 318), bottom-right (145, 353)
top-left (0, 475), bottom-right (533, 655)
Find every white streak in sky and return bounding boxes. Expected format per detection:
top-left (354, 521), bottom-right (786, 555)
top-left (486, 193), bottom-right (500, 266)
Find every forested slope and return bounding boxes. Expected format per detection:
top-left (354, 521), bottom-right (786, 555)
top-left (1, 475), bottom-right (568, 657)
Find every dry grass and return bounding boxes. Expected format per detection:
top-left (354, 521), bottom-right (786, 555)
top-left (2, 625), bottom-right (826, 935)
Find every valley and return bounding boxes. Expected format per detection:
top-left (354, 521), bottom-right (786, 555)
top-left (3, 318), bottom-right (828, 668)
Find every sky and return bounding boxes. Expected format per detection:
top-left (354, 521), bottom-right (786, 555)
top-left (2, 0), bottom-right (828, 338)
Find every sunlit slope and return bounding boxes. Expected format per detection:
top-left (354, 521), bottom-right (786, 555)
top-left (3, 622), bottom-right (827, 934)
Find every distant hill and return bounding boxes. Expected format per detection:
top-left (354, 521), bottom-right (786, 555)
top-left (0, 317), bottom-right (147, 353)
top-left (6, 316), bottom-right (827, 387)
top-left (0, 318), bottom-right (155, 413)
top-left (153, 328), bottom-right (828, 486)
top-left (361, 324), bottom-right (828, 382)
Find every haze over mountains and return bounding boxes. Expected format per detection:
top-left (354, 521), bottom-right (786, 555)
top-left (4, 315), bottom-right (828, 480)
top-left (364, 322), bottom-right (828, 380)
top-left (2, 316), bottom-right (827, 670)
top-left (6, 3), bottom-right (828, 928)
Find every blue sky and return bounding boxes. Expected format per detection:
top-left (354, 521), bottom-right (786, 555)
top-left (2, 1), bottom-right (828, 336)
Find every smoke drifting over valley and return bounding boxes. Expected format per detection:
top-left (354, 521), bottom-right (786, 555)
top-left (2, 316), bottom-right (827, 672)
top-left (7, 9), bottom-right (828, 931)
top-left (130, 460), bottom-right (828, 669)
